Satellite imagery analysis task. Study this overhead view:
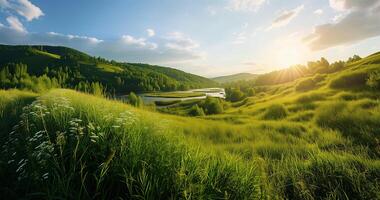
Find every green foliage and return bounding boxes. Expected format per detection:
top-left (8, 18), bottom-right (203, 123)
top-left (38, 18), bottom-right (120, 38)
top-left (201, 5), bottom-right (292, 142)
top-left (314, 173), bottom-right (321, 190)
top-left (262, 104), bottom-right (288, 120)
top-left (154, 100), bottom-right (181, 106)
top-left (295, 74), bottom-right (326, 91)
top-left (145, 91), bottom-right (204, 98)
top-left (308, 57), bottom-right (330, 74)
top-left (315, 101), bottom-right (380, 155)
top-left (347, 55), bottom-right (362, 63)
top-left (1, 49), bottom-right (380, 199)
top-left (189, 104), bottom-right (205, 116)
top-left (271, 153), bottom-right (380, 200)
top-left (329, 61), bottom-right (346, 72)
top-left (247, 88), bottom-right (256, 96)
top-left (201, 97), bottom-right (224, 115)
top-left (330, 71), bottom-right (368, 89)
top-left (367, 70), bottom-right (380, 90)
top-left (254, 65), bottom-right (309, 86)
top-left (0, 63), bottom-right (61, 92)
top-left (212, 73), bottom-right (258, 83)
top-left (0, 44), bottom-right (216, 94)
top-left (226, 88), bottom-right (245, 102)
top-left (127, 92), bottom-right (143, 107)
top-left (0, 90), bottom-right (260, 199)
top-left (296, 92), bottom-right (325, 103)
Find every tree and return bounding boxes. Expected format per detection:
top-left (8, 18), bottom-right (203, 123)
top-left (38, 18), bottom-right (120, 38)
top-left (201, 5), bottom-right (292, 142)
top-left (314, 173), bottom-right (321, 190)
top-left (227, 88), bottom-right (245, 102)
top-left (128, 92), bottom-right (143, 107)
top-left (247, 88), bottom-right (256, 97)
top-left (348, 55), bottom-right (361, 63)
top-left (189, 105), bottom-right (205, 116)
top-left (202, 97), bottom-right (223, 115)
top-left (90, 82), bottom-right (106, 97)
top-left (330, 61), bottom-right (345, 73)
top-left (320, 57), bottom-right (330, 68)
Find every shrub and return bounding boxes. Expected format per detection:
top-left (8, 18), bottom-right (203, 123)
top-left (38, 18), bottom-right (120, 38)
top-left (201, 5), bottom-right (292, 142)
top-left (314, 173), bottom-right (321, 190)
top-left (227, 88), bottom-right (245, 102)
top-left (189, 104), bottom-right (205, 116)
top-left (154, 100), bottom-right (181, 106)
top-left (330, 71), bottom-right (368, 89)
top-left (262, 104), bottom-right (288, 120)
top-left (247, 88), bottom-right (256, 96)
top-left (296, 92), bottom-right (325, 103)
top-left (296, 78), bottom-right (315, 91)
top-left (335, 92), bottom-right (357, 100)
top-left (366, 70), bottom-right (380, 90)
top-left (295, 74), bottom-right (326, 91)
top-left (127, 92), bottom-right (143, 107)
top-left (201, 97), bottom-right (224, 115)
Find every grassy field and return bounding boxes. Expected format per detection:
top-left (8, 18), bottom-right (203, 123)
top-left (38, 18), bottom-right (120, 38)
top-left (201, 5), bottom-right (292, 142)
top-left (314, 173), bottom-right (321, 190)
top-left (1, 53), bottom-right (380, 199)
top-left (145, 91), bottom-right (205, 98)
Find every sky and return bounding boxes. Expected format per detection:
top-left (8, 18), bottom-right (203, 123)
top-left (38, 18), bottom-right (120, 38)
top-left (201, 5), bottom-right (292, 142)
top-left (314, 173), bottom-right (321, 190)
top-left (0, 0), bottom-right (380, 77)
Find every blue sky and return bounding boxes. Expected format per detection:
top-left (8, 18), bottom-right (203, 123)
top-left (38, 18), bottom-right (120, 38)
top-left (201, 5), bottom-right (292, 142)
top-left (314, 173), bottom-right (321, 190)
top-left (1, 0), bottom-right (380, 77)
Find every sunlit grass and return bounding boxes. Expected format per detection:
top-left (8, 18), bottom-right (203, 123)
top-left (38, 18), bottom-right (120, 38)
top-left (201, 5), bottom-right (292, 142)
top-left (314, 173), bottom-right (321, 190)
top-left (1, 54), bottom-right (380, 199)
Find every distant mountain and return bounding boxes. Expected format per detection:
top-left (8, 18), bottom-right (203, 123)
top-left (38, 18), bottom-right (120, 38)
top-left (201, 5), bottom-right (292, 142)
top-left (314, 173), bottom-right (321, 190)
top-left (0, 44), bottom-right (216, 94)
top-left (212, 73), bottom-right (259, 83)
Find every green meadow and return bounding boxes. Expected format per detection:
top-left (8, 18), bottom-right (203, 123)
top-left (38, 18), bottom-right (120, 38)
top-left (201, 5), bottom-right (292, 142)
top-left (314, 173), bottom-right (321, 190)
top-left (0, 45), bottom-right (380, 199)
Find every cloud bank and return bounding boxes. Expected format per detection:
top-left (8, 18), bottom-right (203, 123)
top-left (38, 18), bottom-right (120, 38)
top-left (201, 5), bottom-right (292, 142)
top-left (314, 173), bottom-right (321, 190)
top-left (268, 5), bottom-right (304, 30)
top-left (0, 24), bottom-right (204, 64)
top-left (0, 0), bottom-right (44, 21)
top-left (304, 0), bottom-right (380, 50)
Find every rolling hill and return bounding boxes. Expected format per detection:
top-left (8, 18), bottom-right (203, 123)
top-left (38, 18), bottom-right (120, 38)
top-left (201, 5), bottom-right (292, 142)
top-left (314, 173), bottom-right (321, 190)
top-left (0, 50), bottom-right (380, 199)
top-left (1, 51), bottom-right (380, 199)
top-left (0, 44), bottom-right (216, 94)
top-left (212, 72), bottom-right (258, 83)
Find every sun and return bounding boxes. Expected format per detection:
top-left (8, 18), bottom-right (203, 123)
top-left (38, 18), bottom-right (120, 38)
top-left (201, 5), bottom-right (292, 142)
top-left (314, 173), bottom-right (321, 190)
top-left (271, 34), bottom-right (310, 69)
top-left (277, 46), bottom-right (303, 67)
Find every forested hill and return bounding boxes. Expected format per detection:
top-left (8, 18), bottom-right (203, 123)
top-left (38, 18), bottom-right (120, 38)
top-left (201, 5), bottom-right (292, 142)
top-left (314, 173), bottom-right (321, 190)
top-left (0, 44), bottom-right (216, 95)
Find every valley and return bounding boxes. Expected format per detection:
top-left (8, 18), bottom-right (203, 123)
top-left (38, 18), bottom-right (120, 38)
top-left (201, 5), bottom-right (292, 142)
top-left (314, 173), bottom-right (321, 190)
top-left (1, 45), bottom-right (380, 199)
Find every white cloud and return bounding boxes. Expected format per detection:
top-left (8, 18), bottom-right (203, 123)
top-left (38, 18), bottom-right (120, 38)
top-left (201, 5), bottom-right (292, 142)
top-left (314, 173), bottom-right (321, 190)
top-left (0, 0), bottom-right (44, 21)
top-left (227, 0), bottom-right (266, 12)
top-left (267, 5), bottom-right (304, 30)
top-left (6, 16), bottom-right (25, 32)
top-left (146, 28), bottom-right (155, 37)
top-left (121, 34), bottom-right (157, 50)
top-left (332, 13), bottom-right (345, 22)
top-left (305, 0), bottom-right (380, 50)
top-left (122, 35), bottom-right (147, 46)
top-left (164, 32), bottom-right (200, 51)
top-left (329, 0), bottom-right (379, 11)
top-left (0, 26), bottom-right (203, 64)
top-left (314, 9), bottom-right (323, 15)
top-left (47, 32), bottom-right (103, 44)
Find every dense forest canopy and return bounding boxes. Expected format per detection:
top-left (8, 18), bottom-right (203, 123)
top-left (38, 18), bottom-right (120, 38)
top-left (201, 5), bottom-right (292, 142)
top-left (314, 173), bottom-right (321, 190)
top-left (0, 45), bottom-right (216, 95)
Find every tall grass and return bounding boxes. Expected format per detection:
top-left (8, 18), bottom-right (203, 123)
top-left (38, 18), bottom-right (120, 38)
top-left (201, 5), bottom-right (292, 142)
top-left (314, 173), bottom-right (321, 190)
top-left (270, 153), bottom-right (380, 200)
top-left (2, 63), bottom-right (380, 200)
top-left (262, 104), bottom-right (288, 120)
top-left (315, 100), bottom-right (380, 156)
top-left (1, 90), bottom-right (261, 199)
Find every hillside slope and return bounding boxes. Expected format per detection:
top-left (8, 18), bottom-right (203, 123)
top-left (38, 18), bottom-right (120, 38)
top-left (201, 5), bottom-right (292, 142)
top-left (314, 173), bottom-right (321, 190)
top-left (0, 44), bottom-right (216, 94)
top-left (1, 51), bottom-right (380, 199)
top-left (212, 72), bottom-right (258, 83)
